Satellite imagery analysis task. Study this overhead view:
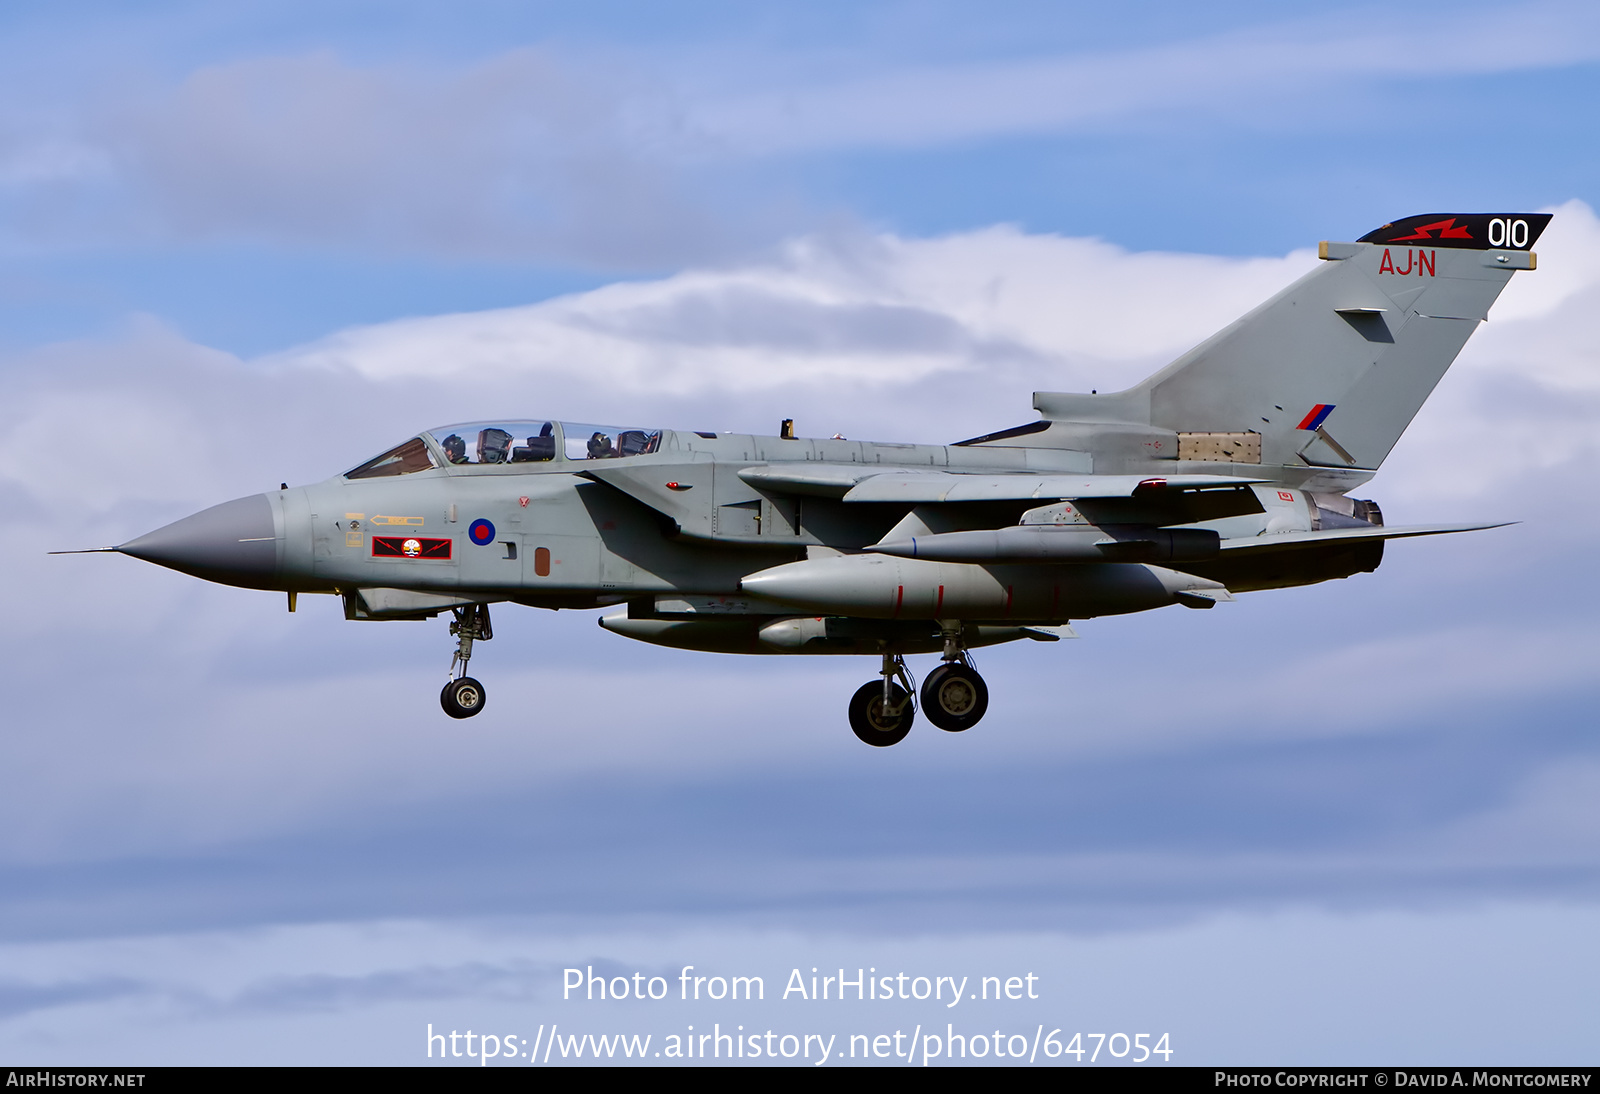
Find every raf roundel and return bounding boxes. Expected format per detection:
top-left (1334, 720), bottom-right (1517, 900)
top-left (468, 519), bottom-right (496, 546)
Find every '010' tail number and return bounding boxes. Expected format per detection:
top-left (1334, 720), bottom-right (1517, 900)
top-left (1488, 218), bottom-right (1531, 249)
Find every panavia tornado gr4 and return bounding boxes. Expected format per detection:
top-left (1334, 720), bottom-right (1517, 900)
top-left (89, 212), bottom-right (1548, 745)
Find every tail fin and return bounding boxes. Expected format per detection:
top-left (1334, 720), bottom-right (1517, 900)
top-left (1037, 213), bottom-right (1551, 472)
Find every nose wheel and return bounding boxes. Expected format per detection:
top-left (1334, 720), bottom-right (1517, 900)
top-left (441, 677), bottom-right (486, 719)
top-left (440, 604), bottom-right (492, 719)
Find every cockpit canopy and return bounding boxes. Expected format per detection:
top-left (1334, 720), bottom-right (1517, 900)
top-left (432, 422), bottom-right (556, 465)
top-left (344, 420), bottom-right (663, 479)
top-left (344, 436), bottom-right (436, 480)
top-left (558, 422), bottom-right (663, 461)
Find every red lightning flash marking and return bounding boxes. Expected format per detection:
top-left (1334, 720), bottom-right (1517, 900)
top-left (1391, 218), bottom-right (1472, 242)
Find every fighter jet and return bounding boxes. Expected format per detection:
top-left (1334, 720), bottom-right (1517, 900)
top-left (80, 212), bottom-right (1549, 745)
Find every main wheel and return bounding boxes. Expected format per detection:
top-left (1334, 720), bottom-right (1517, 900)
top-left (848, 681), bottom-right (914, 747)
top-left (441, 676), bottom-right (487, 719)
top-left (920, 663), bottom-right (988, 732)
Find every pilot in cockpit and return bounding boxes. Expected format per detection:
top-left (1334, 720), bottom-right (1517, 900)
top-left (441, 434), bottom-right (469, 464)
top-left (512, 422), bottom-right (556, 462)
top-left (587, 431), bottom-right (616, 458)
top-left (477, 427), bottom-right (513, 464)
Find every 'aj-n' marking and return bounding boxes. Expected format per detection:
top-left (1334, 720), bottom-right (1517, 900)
top-left (1378, 249), bottom-right (1436, 276)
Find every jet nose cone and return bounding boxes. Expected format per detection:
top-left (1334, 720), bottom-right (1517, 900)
top-left (118, 493), bottom-right (281, 588)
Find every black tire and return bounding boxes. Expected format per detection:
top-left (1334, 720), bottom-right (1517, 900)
top-left (848, 681), bottom-right (914, 747)
top-left (441, 676), bottom-right (487, 719)
top-left (920, 663), bottom-right (988, 732)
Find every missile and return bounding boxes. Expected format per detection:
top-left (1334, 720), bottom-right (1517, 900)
top-left (865, 524), bottom-right (1220, 563)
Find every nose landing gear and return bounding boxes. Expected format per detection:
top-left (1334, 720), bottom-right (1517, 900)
top-left (441, 604), bottom-right (492, 719)
top-left (441, 676), bottom-right (486, 718)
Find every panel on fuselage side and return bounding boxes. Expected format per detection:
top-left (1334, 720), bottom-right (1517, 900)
top-left (311, 475), bottom-right (460, 589)
top-left (458, 529), bottom-right (524, 589)
top-left (574, 479), bottom-right (797, 594)
top-left (522, 532), bottom-right (599, 588)
top-left (430, 470), bottom-right (591, 592)
top-left (425, 467), bottom-right (567, 592)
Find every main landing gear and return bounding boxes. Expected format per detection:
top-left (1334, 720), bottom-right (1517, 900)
top-left (920, 660), bottom-right (988, 732)
top-left (847, 625), bottom-right (990, 746)
top-left (441, 604), bottom-right (492, 719)
top-left (848, 653), bottom-right (917, 747)
top-left (920, 622), bottom-right (989, 733)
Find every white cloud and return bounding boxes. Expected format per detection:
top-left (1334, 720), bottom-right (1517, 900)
top-left (266, 227), bottom-right (1318, 407)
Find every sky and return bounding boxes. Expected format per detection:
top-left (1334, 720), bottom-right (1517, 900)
top-left (1, 0), bottom-right (1599, 1067)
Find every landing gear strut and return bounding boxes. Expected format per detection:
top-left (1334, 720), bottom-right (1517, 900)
top-left (920, 623), bottom-right (989, 733)
top-left (440, 604), bottom-right (492, 719)
top-left (847, 652), bottom-right (916, 747)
